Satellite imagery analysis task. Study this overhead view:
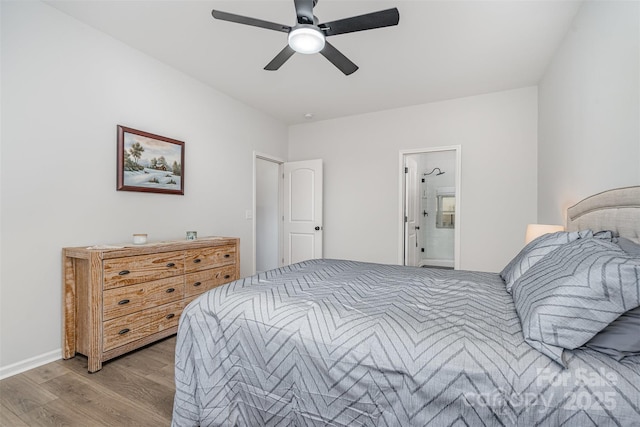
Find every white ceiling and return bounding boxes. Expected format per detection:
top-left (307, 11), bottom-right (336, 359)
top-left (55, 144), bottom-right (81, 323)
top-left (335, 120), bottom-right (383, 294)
top-left (45, 0), bottom-right (582, 125)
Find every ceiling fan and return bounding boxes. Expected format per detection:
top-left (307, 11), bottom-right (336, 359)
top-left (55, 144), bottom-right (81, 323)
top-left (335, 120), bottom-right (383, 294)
top-left (211, 0), bottom-right (400, 75)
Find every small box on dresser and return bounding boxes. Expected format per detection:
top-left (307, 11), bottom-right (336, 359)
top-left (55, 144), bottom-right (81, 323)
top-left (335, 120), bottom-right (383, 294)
top-left (62, 236), bottom-right (240, 372)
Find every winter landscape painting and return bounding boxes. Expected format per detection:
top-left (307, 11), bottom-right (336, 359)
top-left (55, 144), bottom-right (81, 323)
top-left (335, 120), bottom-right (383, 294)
top-left (117, 125), bottom-right (185, 195)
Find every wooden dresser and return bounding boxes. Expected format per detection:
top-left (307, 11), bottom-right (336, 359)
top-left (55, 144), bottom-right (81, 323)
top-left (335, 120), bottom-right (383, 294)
top-left (62, 236), bottom-right (239, 372)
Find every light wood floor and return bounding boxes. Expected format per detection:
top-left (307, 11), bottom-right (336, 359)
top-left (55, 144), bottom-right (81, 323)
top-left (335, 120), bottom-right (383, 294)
top-left (0, 335), bottom-right (176, 426)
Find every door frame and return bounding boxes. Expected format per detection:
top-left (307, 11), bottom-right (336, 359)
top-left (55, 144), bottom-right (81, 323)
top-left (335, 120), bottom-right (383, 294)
top-left (252, 151), bottom-right (285, 275)
top-left (404, 156), bottom-right (420, 267)
top-left (398, 146), bottom-right (462, 269)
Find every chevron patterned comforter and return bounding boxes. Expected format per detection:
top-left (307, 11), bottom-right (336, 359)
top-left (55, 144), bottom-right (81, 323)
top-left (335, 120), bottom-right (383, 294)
top-left (172, 259), bottom-right (640, 426)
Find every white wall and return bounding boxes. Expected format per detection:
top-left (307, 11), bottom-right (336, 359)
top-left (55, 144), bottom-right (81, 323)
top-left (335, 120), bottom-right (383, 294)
top-left (538, 0), bottom-right (640, 224)
top-left (0, 1), bottom-right (288, 374)
top-left (289, 87), bottom-right (538, 273)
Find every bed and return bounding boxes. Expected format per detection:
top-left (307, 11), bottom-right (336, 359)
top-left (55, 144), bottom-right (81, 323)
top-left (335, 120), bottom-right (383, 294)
top-left (172, 186), bottom-right (640, 426)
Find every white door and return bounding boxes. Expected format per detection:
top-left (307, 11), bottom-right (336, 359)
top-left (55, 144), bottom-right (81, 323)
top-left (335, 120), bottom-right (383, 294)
top-left (404, 156), bottom-right (420, 266)
top-left (283, 159), bottom-right (323, 265)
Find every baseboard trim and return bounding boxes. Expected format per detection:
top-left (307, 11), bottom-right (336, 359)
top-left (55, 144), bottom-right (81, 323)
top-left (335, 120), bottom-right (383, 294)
top-left (0, 349), bottom-right (62, 380)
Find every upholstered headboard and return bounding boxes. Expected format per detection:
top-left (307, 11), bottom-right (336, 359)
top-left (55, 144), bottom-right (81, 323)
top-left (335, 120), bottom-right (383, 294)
top-left (566, 186), bottom-right (640, 243)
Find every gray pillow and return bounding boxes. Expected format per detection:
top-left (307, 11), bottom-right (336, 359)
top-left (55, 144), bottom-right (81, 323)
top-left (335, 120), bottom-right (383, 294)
top-left (616, 237), bottom-right (640, 256)
top-left (511, 238), bottom-right (640, 367)
top-left (584, 236), bottom-right (640, 360)
top-left (585, 307), bottom-right (640, 360)
top-left (593, 230), bottom-right (616, 240)
top-left (500, 230), bottom-right (592, 294)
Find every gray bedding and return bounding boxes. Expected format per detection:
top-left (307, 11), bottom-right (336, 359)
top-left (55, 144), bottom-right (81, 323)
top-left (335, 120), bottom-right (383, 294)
top-left (172, 259), bottom-right (640, 426)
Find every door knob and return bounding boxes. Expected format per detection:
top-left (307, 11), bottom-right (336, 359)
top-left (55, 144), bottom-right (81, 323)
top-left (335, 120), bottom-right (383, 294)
top-left (315, 226), bottom-right (321, 231)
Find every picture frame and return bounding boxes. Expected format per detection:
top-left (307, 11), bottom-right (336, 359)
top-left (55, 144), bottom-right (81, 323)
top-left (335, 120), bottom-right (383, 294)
top-left (117, 125), bottom-right (185, 195)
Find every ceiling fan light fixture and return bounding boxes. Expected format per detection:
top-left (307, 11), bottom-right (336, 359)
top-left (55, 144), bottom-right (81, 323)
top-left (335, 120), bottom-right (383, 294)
top-left (288, 26), bottom-right (325, 54)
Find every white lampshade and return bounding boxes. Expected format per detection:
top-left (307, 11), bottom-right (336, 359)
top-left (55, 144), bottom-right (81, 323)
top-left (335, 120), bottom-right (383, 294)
top-left (525, 224), bottom-right (565, 244)
top-left (288, 27), bottom-right (325, 54)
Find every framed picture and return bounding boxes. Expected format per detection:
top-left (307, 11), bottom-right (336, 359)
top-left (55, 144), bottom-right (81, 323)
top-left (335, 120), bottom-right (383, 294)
top-left (117, 125), bottom-right (184, 195)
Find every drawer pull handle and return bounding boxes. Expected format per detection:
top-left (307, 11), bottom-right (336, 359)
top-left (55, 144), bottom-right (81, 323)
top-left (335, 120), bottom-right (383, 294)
top-left (118, 299), bottom-right (130, 305)
top-left (118, 270), bottom-right (130, 276)
top-left (166, 313), bottom-right (175, 320)
top-left (224, 254), bottom-right (231, 258)
top-left (193, 281), bottom-right (202, 287)
top-left (118, 328), bottom-right (130, 335)
top-left (224, 275), bottom-right (231, 279)
top-left (166, 288), bottom-right (175, 293)
top-left (193, 259), bottom-right (202, 264)
top-left (166, 262), bottom-right (176, 268)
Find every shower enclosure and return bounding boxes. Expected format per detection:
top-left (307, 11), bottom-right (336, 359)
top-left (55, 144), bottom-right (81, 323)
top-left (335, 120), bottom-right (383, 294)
top-left (402, 148), bottom-right (459, 269)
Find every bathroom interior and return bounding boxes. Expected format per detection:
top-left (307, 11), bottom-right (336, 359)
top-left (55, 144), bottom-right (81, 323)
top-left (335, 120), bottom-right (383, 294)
top-left (406, 150), bottom-right (457, 269)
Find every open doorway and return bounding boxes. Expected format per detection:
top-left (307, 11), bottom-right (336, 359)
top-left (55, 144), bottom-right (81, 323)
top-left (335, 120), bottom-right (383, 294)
top-left (399, 147), bottom-right (461, 269)
top-left (254, 153), bottom-right (283, 274)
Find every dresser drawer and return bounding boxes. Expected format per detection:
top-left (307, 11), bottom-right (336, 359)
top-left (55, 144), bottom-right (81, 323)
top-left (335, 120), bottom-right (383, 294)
top-left (185, 245), bottom-right (236, 273)
top-left (103, 276), bottom-right (184, 321)
top-left (103, 251), bottom-right (184, 290)
top-left (103, 300), bottom-right (184, 351)
top-left (185, 265), bottom-right (237, 298)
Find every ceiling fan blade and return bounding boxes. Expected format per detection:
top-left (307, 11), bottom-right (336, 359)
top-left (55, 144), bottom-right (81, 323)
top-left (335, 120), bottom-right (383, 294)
top-left (264, 45), bottom-right (296, 71)
top-left (320, 41), bottom-right (358, 75)
top-left (319, 8), bottom-right (399, 37)
top-left (211, 10), bottom-right (290, 33)
top-left (293, 0), bottom-right (315, 24)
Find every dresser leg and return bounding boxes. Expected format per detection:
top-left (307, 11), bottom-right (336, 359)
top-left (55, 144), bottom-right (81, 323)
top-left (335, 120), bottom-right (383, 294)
top-left (62, 255), bottom-right (77, 359)
top-left (87, 252), bottom-right (104, 373)
top-left (88, 357), bottom-right (102, 373)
